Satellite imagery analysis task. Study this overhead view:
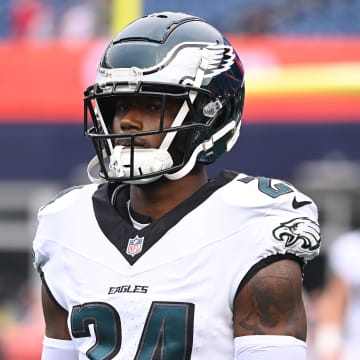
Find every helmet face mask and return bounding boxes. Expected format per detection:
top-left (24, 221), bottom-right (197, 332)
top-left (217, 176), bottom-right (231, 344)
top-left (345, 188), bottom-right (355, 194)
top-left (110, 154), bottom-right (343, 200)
top-left (85, 12), bottom-right (245, 184)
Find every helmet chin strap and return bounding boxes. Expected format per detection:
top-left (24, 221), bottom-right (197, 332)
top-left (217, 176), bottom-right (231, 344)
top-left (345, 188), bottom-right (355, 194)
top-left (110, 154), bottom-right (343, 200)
top-left (109, 145), bottom-right (174, 184)
top-left (87, 146), bottom-right (174, 185)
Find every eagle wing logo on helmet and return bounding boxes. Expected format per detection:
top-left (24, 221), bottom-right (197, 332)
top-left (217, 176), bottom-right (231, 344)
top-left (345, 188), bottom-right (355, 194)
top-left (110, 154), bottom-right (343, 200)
top-left (201, 44), bottom-right (236, 78)
top-left (140, 42), bottom-right (236, 86)
top-left (272, 217), bottom-right (321, 251)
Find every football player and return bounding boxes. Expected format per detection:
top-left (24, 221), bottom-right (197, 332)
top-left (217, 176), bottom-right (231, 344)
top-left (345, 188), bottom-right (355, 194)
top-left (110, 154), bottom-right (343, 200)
top-left (312, 230), bottom-right (360, 359)
top-left (33, 11), bottom-right (321, 360)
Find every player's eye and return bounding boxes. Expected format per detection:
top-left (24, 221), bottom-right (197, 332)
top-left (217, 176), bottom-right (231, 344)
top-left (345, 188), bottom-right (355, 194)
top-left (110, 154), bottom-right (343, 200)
top-left (148, 102), bottom-right (162, 112)
top-left (115, 102), bottom-right (128, 112)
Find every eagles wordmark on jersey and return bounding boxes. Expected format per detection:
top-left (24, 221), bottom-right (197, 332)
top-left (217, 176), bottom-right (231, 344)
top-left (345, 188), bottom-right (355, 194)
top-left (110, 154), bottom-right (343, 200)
top-left (33, 171), bottom-right (320, 360)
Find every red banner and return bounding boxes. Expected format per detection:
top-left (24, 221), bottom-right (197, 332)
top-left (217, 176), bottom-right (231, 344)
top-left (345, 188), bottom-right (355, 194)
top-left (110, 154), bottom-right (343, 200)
top-left (1, 36), bottom-right (359, 123)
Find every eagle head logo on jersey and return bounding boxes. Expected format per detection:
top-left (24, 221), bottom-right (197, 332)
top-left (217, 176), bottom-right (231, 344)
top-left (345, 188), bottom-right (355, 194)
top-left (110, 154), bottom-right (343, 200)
top-left (272, 217), bottom-right (320, 251)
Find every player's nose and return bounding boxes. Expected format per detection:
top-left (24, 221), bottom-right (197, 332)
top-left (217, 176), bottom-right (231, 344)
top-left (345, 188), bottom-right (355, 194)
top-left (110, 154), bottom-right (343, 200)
top-left (113, 108), bottom-right (144, 134)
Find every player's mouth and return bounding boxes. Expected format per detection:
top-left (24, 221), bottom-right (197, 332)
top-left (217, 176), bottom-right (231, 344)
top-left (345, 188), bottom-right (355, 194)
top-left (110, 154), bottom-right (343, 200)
top-left (115, 139), bottom-right (145, 149)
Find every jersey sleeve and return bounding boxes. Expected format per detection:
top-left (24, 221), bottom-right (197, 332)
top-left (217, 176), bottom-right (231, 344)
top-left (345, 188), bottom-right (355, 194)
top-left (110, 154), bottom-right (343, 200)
top-left (227, 175), bottom-right (321, 303)
top-left (33, 206), bottom-right (68, 309)
top-left (233, 174), bottom-right (321, 263)
top-left (32, 184), bottom-right (96, 309)
top-left (262, 186), bottom-right (321, 262)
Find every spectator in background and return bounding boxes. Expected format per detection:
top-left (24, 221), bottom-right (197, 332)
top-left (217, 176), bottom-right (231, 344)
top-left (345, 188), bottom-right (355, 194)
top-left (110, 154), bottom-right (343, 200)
top-left (10, 0), bottom-right (54, 39)
top-left (58, 1), bottom-right (97, 39)
top-left (312, 230), bottom-right (360, 360)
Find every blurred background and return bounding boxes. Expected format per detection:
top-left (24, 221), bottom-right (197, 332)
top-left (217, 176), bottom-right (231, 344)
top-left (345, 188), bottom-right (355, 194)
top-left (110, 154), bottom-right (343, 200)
top-left (0, 0), bottom-right (359, 359)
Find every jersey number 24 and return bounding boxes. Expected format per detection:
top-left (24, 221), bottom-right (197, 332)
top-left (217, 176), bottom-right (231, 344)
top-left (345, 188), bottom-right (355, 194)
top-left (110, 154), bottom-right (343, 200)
top-left (71, 301), bottom-right (194, 360)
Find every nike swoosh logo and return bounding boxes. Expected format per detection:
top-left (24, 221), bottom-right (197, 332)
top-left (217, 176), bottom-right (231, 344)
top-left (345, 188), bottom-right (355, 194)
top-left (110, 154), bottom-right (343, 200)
top-left (292, 197), bottom-right (312, 209)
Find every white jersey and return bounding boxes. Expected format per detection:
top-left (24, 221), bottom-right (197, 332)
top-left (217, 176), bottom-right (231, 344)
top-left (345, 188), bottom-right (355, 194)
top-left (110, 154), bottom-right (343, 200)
top-left (33, 171), bottom-right (320, 360)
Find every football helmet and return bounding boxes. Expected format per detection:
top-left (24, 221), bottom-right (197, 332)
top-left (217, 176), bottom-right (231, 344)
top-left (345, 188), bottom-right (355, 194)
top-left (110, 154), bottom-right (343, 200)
top-left (85, 11), bottom-right (245, 184)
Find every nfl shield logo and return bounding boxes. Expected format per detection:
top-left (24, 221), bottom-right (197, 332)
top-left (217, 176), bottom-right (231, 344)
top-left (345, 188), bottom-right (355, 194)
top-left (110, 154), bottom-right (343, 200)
top-left (126, 235), bottom-right (144, 257)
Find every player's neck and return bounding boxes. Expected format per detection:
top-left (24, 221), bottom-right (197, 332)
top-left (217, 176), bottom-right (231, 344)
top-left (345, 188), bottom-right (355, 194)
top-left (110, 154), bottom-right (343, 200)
top-left (129, 165), bottom-right (208, 221)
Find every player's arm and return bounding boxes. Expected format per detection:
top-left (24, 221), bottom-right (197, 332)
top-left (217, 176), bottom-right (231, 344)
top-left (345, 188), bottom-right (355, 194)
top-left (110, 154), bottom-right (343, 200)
top-left (41, 283), bottom-right (71, 339)
top-left (41, 282), bottom-right (78, 359)
top-left (233, 259), bottom-right (307, 359)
